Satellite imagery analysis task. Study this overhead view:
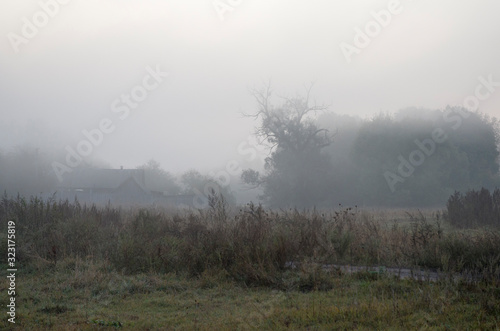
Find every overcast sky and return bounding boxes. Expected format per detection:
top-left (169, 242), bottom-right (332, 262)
top-left (1, 0), bottom-right (500, 173)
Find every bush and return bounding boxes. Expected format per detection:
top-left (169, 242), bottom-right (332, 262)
top-left (447, 188), bottom-right (500, 228)
top-left (1, 194), bottom-right (499, 285)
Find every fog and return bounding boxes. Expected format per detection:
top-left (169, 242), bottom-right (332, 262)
top-left (1, 1), bottom-right (500, 206)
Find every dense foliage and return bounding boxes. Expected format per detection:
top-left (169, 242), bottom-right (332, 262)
top-left (241, 85), bottom-right (334, 207)
top-left (1, 194), bottom-right (499, 285)
top-left (244, 100), bottom-right (500, 208)
top-left (447, 188), bottom-right (500, 228)
top-left (347, 108), bottom-right (500, 207)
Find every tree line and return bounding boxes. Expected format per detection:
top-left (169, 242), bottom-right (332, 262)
top-left (2, 86), bottom-right (499, 208)
top-left (242, 87), bottom-right (500, 208)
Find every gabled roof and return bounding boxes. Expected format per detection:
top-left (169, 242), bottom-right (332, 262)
top-left (58, 168), bottom-right (147, 191)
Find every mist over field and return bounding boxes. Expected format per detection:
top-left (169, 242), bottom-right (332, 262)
top-left (4, 3), bottom-right (500, 329)
top-left (1, 0), bottom-right (500, 208)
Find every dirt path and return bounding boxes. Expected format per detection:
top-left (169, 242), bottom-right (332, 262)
top-left (325, 264), bottom-right (444, 281)
top-left (285, 262), bottom-right (473, 282)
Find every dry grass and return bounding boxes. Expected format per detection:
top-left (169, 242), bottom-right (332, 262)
top-left (1, 194), bottom-right (499, 285)
top-left (1, 194), bottom-right (500, 328)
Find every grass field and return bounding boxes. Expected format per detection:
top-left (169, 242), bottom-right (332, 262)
top-left (1, 259), bottom-right (500, 330)
top-left (1, 195), bottom-right (499, 329)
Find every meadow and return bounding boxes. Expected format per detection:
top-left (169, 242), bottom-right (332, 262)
top-left (1, 194), bottom-right (499, 329)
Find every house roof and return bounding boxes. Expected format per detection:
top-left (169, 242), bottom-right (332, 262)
top-left (58, 168), bottom-right (148, 191)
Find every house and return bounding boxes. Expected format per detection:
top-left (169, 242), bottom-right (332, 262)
top-left (55, 168), bottom-right (195, 207)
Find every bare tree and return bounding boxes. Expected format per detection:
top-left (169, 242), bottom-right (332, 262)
top-left (247, 83), bottom-right (334, 153)
top-left (242, 84), bottom-right (335, 207)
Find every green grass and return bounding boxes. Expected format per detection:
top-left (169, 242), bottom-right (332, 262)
top-left (1, 196), bottom-right (500, 329)
top-left (1, 259), bottom-right (499, 330)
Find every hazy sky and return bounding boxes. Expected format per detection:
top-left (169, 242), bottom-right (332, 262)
top-left (1, 0), bottom-right (500, 173)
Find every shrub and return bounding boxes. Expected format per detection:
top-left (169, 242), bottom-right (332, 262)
top-left (1, 194), bottom-right (499, 285)
top-left (447, 188), bottom-right (500, 228)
